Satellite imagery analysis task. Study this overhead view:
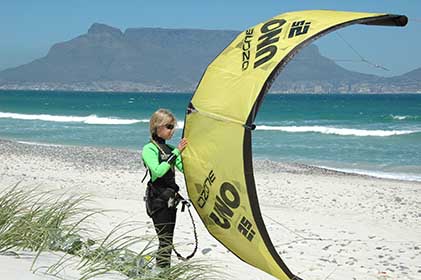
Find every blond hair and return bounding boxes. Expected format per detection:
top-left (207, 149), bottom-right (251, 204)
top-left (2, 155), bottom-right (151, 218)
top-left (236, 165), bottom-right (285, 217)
top-left (149, 108), bottom-right (176, 136)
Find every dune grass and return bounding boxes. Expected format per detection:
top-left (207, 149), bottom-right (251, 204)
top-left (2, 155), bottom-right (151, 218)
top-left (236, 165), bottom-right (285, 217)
top-left (0, 184), bottom-right (88, 254)
top-left (0, 185), bottom-right (222, 280)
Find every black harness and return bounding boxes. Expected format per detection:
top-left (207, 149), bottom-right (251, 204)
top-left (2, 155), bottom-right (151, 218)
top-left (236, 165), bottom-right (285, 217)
top-left (143, 139), bottom-right (179, 216)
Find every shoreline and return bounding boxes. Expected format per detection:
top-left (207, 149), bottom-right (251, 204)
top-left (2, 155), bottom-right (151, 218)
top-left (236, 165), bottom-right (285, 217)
top-left (1, 137), bottom-right (421, 279)
top-left (2, 137), bottom-right (420, 184)
top-left (2, 89), bottom-right (421, 95)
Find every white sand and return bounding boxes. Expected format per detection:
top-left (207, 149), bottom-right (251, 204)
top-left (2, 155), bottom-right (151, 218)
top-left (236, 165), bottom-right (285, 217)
top-left (0, 139), bottom-right (420, 280)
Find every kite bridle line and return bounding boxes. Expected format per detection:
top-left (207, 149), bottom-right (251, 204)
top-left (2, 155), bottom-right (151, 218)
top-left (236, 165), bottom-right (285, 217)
top-left (409, 17), bottom-right (421, 22)
top-left (290, 32), bottom-right (391, 71)
top-left (335, 31), bottom-right (390, 71)
top-left (263, 212), bottom-right (419, 279)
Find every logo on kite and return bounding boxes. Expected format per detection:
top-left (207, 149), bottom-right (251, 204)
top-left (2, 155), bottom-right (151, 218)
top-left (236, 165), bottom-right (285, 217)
top-left (288, 20), bottom-right (311, 38)
top-left (242, 29), bottom-right (254, 71)
top-left (238, 216), bottom-right (256, 241)
top-left (254, 19), bottom-right (286, 69)
top-left (196, 170), bottom-right (215, 208)
top-left (209, 182), bottom-right (241, 229)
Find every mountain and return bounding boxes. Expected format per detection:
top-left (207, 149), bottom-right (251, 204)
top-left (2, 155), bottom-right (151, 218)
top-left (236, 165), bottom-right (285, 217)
top-left (397, 67), bottom-right (421, 81)
top-left (0, 24), bottom-right (238, 92)
top-left (0, 23), bottom-right (420, 93)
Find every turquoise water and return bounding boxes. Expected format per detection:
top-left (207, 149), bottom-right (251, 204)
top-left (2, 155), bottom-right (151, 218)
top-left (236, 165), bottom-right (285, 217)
top-left (1, 90), bottom-right (421, 181)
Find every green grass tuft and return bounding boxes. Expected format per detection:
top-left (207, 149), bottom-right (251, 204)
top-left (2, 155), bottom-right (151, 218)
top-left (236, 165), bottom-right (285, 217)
top-left (0, 185), bottom-right (223, 279)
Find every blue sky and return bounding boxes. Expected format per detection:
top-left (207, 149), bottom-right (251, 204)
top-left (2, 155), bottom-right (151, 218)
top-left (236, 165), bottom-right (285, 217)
top-left (1, 0), bottom-right (420, 76)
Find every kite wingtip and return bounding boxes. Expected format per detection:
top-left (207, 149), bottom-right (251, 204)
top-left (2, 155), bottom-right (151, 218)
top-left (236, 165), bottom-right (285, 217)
top-left (393, 14), bottom-right (409, 27)
top-left (364, 14), bottom-right (408, 27)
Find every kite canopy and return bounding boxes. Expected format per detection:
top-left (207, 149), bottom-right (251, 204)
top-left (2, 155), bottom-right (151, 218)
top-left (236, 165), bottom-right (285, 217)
top-left (182, 10), bottom-right (407, 279)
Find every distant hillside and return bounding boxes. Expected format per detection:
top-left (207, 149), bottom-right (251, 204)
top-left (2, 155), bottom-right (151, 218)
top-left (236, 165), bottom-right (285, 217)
top-left (397, 67), bottom-right (421, 81)
top-left (0, 23), bottom-right (420, 93)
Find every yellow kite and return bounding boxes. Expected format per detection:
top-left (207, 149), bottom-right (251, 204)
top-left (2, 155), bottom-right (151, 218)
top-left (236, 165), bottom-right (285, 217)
top-left (182, 10), bottom-right (407, 279)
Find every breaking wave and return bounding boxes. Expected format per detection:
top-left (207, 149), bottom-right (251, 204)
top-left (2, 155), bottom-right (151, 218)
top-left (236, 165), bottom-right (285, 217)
top-left (390, 114), bottom-right (420, 121)
top-left (317, 166), bottom-right (421, 182)
top-left (255, 125), bottom-right (417, 137)
top-left (0, 112), bottom-right (147, 125)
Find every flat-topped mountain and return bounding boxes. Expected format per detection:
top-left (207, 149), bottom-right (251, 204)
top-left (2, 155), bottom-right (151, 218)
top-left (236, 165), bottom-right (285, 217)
top-left (0, 23), bottom-right (419, 93)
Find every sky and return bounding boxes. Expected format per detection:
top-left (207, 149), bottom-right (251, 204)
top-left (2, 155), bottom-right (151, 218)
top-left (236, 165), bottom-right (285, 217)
top-left (1, 0), bottom-right (420, 77)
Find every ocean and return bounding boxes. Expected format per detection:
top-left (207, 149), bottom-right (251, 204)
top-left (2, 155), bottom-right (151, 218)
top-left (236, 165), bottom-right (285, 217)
top-left (1, 90), bottom-right (421, 181)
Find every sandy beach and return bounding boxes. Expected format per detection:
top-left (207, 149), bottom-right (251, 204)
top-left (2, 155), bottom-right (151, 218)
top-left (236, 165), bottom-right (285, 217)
top-left (0, 138), bottom-right (420, 280)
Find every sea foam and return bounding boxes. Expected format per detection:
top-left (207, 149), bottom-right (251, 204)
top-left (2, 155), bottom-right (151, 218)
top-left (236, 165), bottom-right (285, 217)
top-left (317, 165), bottom-right (421, 182)
top-left (255, 125), bottom-right (416, 137)
top-left (390, 114), bottom-right (419, 121)
top-left (0, 112), bottom-right (147, 125)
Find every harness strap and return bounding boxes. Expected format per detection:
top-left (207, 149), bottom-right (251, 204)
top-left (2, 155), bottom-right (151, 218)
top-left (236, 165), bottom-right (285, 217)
top-left (173, 195), bottom-right (198, 261)
top-left (150, 138), bottom-right (168, 156)
top-left (150, 138), bottom-right (176, 168)
top-left (142, 138), bottom-right (173, 183)
top-left (141, 166), bottom-right (149, 183)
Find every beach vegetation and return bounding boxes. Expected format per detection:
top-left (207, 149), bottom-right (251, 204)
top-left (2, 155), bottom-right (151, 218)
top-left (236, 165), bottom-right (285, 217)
top-left (0, 185), bottom-right (221, 280)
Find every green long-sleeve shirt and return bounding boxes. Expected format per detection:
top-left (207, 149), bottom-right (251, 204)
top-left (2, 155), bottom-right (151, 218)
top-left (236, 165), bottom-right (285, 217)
top-left (142, 142), bottom-right (183, 182)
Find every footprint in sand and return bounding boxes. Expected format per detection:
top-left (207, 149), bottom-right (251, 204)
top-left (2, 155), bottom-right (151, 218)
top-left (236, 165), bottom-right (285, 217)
top-left (201, 248), bottom-right (212, 255)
